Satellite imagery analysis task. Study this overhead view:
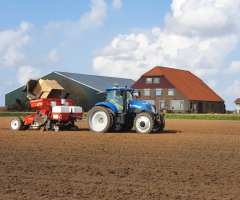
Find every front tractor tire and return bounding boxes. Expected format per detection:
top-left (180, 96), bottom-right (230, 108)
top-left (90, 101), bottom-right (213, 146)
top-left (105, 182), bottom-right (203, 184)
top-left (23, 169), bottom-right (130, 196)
top-left (10, 117), bottom-right (24, 131)
top-left (87, 106), bottom-right (112, 133)
top-left (134, 112), bottom-right (154, 134)
top-left (152, 114), bottom-right (165, 133)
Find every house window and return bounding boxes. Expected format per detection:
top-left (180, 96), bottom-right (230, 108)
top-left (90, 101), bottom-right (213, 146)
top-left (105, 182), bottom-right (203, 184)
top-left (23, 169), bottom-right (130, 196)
top-left (155, 89), bottom-right (162, 96)
top-left (168, 89), bottom-right (174, 96)
top-left (153, 78), bottom-right (160, 83)
top-left (144, 89), bottom-right (150, 96)
top-left (170, 100), bottom-right (184, 110)
top-left (146, 78), bottom-right (152, 84)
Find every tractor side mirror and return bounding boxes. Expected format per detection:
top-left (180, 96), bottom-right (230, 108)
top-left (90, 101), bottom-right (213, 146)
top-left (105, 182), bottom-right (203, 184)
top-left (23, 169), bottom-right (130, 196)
top-left (133, 90), bottom-right (141, 98)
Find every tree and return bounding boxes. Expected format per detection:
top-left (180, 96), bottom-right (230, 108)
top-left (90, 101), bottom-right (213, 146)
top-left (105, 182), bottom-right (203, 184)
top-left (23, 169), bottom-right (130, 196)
top-left (7, 98), bottom-right (33, 112)
top-left (57, 77), bottom-right (89, 112)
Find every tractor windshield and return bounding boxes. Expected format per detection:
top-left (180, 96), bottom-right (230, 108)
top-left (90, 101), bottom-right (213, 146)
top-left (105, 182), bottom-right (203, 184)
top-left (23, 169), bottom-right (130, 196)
top-left (107, 90), bottom-right (123, 112)
top-left (126, 91), bottom-right (134, 102)
top-left (106, 90), bottom-right (133, 113)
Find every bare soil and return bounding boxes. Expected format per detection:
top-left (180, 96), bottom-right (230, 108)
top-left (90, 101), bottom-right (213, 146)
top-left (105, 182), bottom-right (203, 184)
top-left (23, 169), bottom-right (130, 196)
top-left (1, 117), bottom-right (240, 200)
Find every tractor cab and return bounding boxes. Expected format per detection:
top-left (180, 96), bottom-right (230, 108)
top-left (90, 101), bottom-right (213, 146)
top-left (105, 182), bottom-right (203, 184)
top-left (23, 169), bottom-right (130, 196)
top-left (105, 87), bottom-right (134, 113)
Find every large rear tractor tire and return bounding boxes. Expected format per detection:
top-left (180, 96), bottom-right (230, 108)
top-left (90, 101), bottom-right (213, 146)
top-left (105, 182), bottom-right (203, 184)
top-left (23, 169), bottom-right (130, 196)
top-left (134, 112), bottom-right (154, 134)
top-left (106, 108), bottom-right (116, 132)
top-left (10, 117), bottom-right (24, 131)
top-left (87, 106), bottom-right (112, 133)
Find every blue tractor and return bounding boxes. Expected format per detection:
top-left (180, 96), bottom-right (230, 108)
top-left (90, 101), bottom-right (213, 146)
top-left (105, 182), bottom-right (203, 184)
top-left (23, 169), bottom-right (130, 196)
top-left (87, 86), bottom-right (165, 134)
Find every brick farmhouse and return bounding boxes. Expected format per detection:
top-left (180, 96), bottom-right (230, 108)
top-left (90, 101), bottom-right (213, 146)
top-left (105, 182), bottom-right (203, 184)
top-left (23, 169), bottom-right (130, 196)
top-left (131, 66), bottom-right (225, 113)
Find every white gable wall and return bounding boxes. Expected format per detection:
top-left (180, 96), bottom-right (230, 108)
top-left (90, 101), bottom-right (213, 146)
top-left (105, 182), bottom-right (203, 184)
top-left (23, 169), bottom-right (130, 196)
top-left (236, 103), bottom-right (240, 114)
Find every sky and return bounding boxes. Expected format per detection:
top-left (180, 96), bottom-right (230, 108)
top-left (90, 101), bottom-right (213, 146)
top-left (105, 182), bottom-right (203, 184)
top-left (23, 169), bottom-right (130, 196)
top-left (0, 0), bottom-right (240, 110)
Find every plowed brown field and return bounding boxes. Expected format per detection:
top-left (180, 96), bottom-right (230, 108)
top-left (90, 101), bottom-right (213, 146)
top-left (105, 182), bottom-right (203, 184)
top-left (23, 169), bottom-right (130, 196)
top-left (1, 117), bottom-right (240, 200)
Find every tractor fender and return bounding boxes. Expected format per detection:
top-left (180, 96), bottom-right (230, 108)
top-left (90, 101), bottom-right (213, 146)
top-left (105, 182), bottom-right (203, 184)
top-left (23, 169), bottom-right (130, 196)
top-left (94, 102), bottom-right (118, 114)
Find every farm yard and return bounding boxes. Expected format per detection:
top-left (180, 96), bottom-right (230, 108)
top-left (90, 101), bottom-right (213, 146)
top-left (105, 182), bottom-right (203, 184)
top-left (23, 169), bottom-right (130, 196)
top-left (1, 117), bottom-right (240, 199)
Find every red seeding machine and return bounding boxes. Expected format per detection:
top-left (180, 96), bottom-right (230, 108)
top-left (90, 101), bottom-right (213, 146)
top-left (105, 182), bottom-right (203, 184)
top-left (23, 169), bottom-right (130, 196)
top-left (9, 79), bottom-right (84, 131)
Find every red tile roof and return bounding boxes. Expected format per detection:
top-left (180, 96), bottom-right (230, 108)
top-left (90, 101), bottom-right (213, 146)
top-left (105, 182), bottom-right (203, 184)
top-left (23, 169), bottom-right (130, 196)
top-left (234, 98), bottom-right (240, 103)
top-left (142, 66), bottom-right (224, 102)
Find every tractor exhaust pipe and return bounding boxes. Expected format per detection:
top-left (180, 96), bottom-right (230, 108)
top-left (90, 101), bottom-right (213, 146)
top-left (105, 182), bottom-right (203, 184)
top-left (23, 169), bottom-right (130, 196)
top-left (122, 86), bottom-right (128, 114)
top-left (119, 86), bottom-right (129, 125)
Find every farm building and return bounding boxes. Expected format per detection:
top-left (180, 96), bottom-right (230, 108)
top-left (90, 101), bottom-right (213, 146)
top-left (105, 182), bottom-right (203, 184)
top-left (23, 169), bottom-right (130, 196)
top-left (131, 66), bottom-right (225, 113)
top-left (234, 98), bottom-right (240, 114)
top-left (5, 71), bottom-right (135, 111)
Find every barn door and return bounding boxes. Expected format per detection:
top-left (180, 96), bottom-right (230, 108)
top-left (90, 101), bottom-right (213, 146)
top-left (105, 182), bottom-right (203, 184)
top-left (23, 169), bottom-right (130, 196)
top-left (198, 102), bottom-right (203, 113)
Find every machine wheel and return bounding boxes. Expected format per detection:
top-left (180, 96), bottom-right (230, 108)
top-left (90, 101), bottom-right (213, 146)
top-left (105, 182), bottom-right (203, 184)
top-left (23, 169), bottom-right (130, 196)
top-left (115, 124), bottom-right (124, 132)
top-left (107, 108), bottom-right (116, 132)
top-left (159, 123), bottom-right (165, 131)
top-left (40, 126), bottom-right (46, 131)
top-left (73, 126), bottom-right (78, 131)
top-left (153, 123), bottom-right (161, 133)
top-left (134, 112), bottom-right (154, 134)
top-left (153, 122), bottom-right (165, 133)
top-left (54, 125), bottom-right (60, 132)
top-left (9, 117), bottom-right (24, 131)
top-left (115, 124), bottom-right (133, 132)
top-left (23, 125), bottom-right (30, 130)
top-left (124, 124), bottom-right (133, 132)
top-left (87, 106), bottom-right (112, 133)
top-left (153, 114), bottom-right (165, 133)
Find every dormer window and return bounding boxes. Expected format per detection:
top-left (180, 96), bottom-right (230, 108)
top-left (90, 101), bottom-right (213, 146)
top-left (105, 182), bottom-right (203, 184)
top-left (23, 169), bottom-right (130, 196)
top-left (146, 78), bottom-right (152, 84)
top-left (153, 78), bottom-right (160, 83)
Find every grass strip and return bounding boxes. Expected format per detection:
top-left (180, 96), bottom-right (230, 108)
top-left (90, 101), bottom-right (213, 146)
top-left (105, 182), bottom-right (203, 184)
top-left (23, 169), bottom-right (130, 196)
top-left (0, 112), bottom-right (89, 118)
top-left (165, 114), bottom-right (240, 120)
top-left (0, 112), bottom-right (35, 117)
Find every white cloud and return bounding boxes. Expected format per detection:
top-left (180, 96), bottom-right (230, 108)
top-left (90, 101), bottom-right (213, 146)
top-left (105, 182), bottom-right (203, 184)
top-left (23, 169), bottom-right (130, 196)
top-left (207, 79), bottom-right (217, 89)
top-left (223, 80), bottom-right (240, 96)
top-left (170, 0), bottom-right (186, 17)
top-left (92, 0), bottom-right (240, 80)
top-left (43, 0), bottom-right (107, 37)
top-left (92, 29), bottom-right (239, 79)
top-left (17, 66), bottom-right (41, 85)
top-left (0, 21), bottom-right (33, 67)
top-left (48, 49), bottom-right (59, 62)
top-left (80, 0), bottom-right (107, 30)
top-left (111, 0), bottom-right (122, 9)
top-left (166, 0), bottom-right (240, 36)
top-left (60, 41), bottom-right (68, 47)
top-left (224, 61), bottom-right (240, 74)
top-left (220, 80), bottom-right (240, 109)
